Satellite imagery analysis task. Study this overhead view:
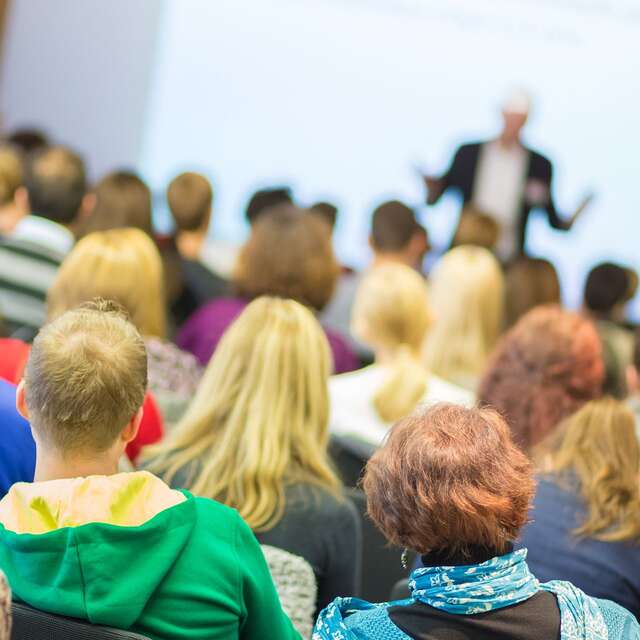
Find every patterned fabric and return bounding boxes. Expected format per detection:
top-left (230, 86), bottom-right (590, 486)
top-left (313, 549), bottom-right (640, 640)
top-left (410, 549), bottom-right (538, 614)
top-left (262, 545), bottom-right (317, 639)
top-left (145, 337), bottom-right (203, 397)
top-left (0, 570), bottom-right (11, 640)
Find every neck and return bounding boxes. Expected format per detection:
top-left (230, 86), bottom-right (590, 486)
top-left (372, 251), bottom-right (415, 269)
top-left (176, 230), bottom-right (206, 260)
top-left (498, 133), bottom-right (521, 149)
top-left (34, 450), bottom-right (120, 482)
top-left (421, 543), bottom-right (513, 567)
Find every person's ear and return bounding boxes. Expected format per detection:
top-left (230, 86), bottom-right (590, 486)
top-left (626, 365), bottom-right (638, 396)
top-left (79, 192), bottom-right (96, 219)
top-left (15, 380), bottom-right (30, 421)
top-left (13, 186), bottom-right (29, 215)
top-left (121, 407), bottom-right (144, 446)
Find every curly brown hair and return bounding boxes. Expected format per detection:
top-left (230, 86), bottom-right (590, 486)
top-left (363, 403), bottom-right (534, 558)
top-left (479, 306), bottom-right (603, 452)
top-left (234, 205), bottom-right (338, 312)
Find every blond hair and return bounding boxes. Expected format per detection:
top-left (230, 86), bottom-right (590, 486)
top-left (47, 228), bottom-right (166, 337)
top-left (352, 263), bottom-right (432, 423)
top-left (0, 146), bottom-right (22, 206)
top-left (144, 297), bottom-right (341, 531)
top-left (25, 299), bottom-right (147, 453)
top-left (424, 246), bottom-right (504, 388)
top-left (536, 398), bottom-right (640, 543)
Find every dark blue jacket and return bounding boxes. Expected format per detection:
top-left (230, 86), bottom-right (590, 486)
top-left (0, 379), bottom-right (35, 496)
top-left (518, 476), bottom-right (640, 619)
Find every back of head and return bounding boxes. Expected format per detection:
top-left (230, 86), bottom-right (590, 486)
top-left (7, 128), bottom-right (49, 156)
top-left (25, 299), bottom-right (147, 454)
top-left (352, 263), bottom-right (432, 422)
top-left (584, 262), bottom-right (635, 315)
top-left (85, 171), bottom-right (152, 235)
top-left (0, 146), bottom-right (23, 207)
top-left (47, 228), bottom-right (166, 337)
top-left (370, 200), bottom-right (421, 253)
top-left (235, 205), bottom-right (338, 311)
top-left (245, 186), bottom-right (293, 224)
top-left (451, 206), bottom-right (500, 250)
top-left (424, 245), bottom-right (504, 386)
top-left (167, 172), bottom-right (213, 232)
top-left (479, 306), bottom-right (604, 451)
top-left (310, 201), bottom-right (338, 229)
top-left (146, 296), bottom-right (339, 530)
top-left (538, 397), bottom-right (640, 542)
top-left (24, 145), bottom-right (86, 224)
top-left (363, 403), bottom-right (534, 557)
top-left (505, 257), bottom-right (561, 328)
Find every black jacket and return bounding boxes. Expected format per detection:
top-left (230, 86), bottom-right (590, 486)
top-left (430, 141), bottom-right (569, 254)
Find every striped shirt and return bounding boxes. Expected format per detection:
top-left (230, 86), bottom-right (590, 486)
top-left (0, 216), bottom-right (73, 333)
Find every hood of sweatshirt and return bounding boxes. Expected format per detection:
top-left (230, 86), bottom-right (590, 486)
top-left (0, 471), bottom-right (193, 628)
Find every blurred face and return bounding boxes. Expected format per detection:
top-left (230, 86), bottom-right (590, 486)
top-left (501, 110), bottom-right (528, 144)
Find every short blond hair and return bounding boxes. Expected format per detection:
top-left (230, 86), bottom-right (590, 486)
top-left (167, 172), bottom-right (212, 232)
top-left (47, 228), bottom-right (166, 337)
top-left (25, 299), bottom-right (147, 453)
top-left (0, 146), bottom-right (22, 206)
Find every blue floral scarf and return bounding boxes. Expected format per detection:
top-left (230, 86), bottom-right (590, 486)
top-left (313, 549), bottom-right (624, 640)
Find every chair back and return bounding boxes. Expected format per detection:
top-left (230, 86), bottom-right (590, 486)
top-left (345, 487), bottom-right (413, 603)
top-left (261, 545), bottom-right (317, 639)
top-left (329, 435), bottom-right (375, 487)
top-left (11, 603), bottom-right (151, 640)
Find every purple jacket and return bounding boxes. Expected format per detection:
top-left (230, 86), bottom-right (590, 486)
top-left (177, 297), bottom-right (359, 374)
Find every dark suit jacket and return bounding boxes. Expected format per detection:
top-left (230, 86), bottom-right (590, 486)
top-left (429, 141), bottom-right (569, 254)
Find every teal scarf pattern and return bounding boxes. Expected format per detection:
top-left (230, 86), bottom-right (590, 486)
top-left (313, 548), bottom-right (638, 639)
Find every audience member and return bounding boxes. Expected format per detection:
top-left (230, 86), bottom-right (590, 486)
top-left (424, 245), bottom-right (504, 391)
top-left (7, 128), bottom-right (48, 156)
top-left (147, 297), bottom-right (360, 614)
top-left (584, 262), bottom-right (637, 398)
top-left (314, 403), bottom-right (639, 639)
top-left (0, 300), bottom-right (300, 639)
top-left (450, 204), bottom-right (500, 251)
top-left (47, 228), bottom-right (201, 432)
top-left (322, 199), bottom-right (428, 360)
top-left (479, 306), bottom-right (604, 452)
top-left (0, 571), bottom-right (9, 640)
top-left (162, 171), bottom-right (229, 327)
top-left (625, 328), bottom-right (640, 425)
top-left (0, 379), bottom-right (35, 496)
top-left (310, 201), bottom-right (338, 230)
top-left (177, 205), bottom-right (358, 372)
top-left (245, 186), bottom-right (293, 224)
top-left (0, 146), bottom-right (28, 235)
top-left (329, 263), bottom-right (472, 446)
top-left (80, 170), bottom-right (152, 236)
top-left (505, 256), bottom-right (561, 328)
top-left (520, 398), bottom-right (640, 618)
top-left (0, 146), bottom-right (88, 333)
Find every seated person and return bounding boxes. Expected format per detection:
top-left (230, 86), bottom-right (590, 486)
top-left (450, 205), bottom-right (500, 251)
top-left (330, 263), bottom-right (472, 446)
top-left (0, 299), bottom-right (300, 640)
top-left (0, 144), bottom-right (28, 235)
top-left (147, 297), bottom-right (360, 615)
top-left (161, 171), bottom-right (229, 327)
top-left (519, 398), bottom-right (640, 619)
top-left (177, 205), bottom-right (358, 373)
top-left (314, 403), bottom-right (640, 639)
top-left (0, 378), bottom-right (35, 497)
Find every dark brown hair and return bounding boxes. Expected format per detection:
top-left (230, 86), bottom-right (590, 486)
top-left (371, 200), bottom-right (422, 252)
top-left (234, 205), bottom-right (338, 311)
top-left (167, 172), bottom-right (212, 232)
top-left (479, 306), bottom-right (603, 452)
top-left (363, 403), bottom-right (534, 557)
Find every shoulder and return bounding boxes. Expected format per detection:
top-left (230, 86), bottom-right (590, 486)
top-left (594, 597), bottom-right (640, 638)
top-left (191, 495), bottom-right (244, 539)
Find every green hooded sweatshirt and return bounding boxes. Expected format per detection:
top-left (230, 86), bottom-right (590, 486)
top-left (0, 472), bottom-right (301, 640)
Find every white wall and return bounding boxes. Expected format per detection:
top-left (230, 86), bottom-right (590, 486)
top-left (0, 0), bottom-right (163, 178)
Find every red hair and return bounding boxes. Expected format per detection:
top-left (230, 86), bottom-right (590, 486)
top-left (478, 306), bottom-right (603, 452)
top-left (363, 403), bottom-right (534, 557)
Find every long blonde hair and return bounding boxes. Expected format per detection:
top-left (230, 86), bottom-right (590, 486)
top-left (144, 296), bottom-right (341, 531)
top-left (352, 263), bottom-right (432, 423)
top-left (424, 245), bottom-right (504, 388)
top-left (47, 228), bottom-right (166, 337)
top-left (537, 397), bottom-right (640, 542)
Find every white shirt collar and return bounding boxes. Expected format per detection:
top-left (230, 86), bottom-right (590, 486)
top-left (11, 215), bottom-right (74, 256)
